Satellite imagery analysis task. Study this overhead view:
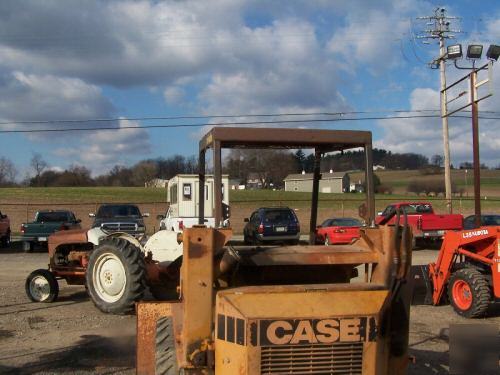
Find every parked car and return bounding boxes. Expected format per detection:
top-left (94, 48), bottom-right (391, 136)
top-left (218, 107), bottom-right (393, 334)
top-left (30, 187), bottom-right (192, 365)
top-left (0, 210), bottom-right (11, 247)
top-left (90, 204), bottom-right (149, 238)
top-left (21, 210), bottom-right (81, 252)
top-left (315, 217), bottom-right (362, 245)
top-left (375, 202), bottom-right (463, 247)
top-left (243, 207), bottom-right (300, 245)
top-left (463, 214), bottom-right (500, 229)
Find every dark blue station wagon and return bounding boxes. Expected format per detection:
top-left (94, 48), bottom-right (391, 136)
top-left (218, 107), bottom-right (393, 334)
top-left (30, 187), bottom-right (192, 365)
top-left (243, 207), bottom-right (300, 245)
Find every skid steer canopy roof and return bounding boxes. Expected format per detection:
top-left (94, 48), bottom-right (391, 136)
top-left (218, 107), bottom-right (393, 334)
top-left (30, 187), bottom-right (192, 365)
top-left (198, 127), bottom-right (375, 244)
top-left (199, 126), bottom-right (371, 151)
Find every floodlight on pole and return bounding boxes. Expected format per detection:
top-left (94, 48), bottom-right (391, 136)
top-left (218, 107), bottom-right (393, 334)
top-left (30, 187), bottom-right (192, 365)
top-left (466, 44), bottom-right (483, 59)
top-left (447, 44), bottom-right (463, 59)
top-left (486, 44), bottom-right (500, 61)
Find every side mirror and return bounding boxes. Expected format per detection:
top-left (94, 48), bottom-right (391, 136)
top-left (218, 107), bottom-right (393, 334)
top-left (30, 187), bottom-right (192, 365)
top-left (89, 213), bottom-right (95, 217)
top-left (76, 219), bottom-right (82, 223)
top-left (143, 213), bottom-right (150, 218)
top-left (316, 225), bottom-right (321, 229)
top-left (157, 214), bottom-right (165, 220)
top-left (244, 218), bottom-right (249, 223)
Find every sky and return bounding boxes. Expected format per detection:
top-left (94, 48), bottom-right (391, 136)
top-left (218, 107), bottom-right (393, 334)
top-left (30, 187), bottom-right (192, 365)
top-left (0, 0), bottom-right (499, 178)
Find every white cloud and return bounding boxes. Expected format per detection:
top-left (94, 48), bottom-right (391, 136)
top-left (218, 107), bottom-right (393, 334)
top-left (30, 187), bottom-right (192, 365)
top-left (326, 1), bottom-right (431, 74)
top-left (164, 86), bottom-right (186, 105)
top-left (54, 119), bottom-right (151, 175)
top-left (376, 87), bottom-right (500, 166)
top-left (0, 72), bottom-right (113, 126)
top-left (199, 18), bottom-right (349, 115)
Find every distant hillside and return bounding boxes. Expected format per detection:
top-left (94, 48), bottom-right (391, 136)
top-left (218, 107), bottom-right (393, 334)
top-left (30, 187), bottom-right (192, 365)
top-left (348, 169), bottom-right (500, 197)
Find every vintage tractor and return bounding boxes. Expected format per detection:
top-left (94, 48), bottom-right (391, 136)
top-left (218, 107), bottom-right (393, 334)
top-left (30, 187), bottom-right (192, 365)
top-left (135, 127), bottom-right (415, 375)
top-left (424, 225), bottom-right (500, 318)
top-left (25, 227), bottom-right (183, 314)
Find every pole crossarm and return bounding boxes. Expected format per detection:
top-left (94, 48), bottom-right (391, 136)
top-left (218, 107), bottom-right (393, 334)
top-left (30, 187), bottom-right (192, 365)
top-left (442, 62), bottom-right (493, 117)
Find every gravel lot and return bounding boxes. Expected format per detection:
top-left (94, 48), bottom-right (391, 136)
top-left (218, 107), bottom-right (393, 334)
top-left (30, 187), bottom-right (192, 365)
top-left (0, 244), bottom-right (498, 374)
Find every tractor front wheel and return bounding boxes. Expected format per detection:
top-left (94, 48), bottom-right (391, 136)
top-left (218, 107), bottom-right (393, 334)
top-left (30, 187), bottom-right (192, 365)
top-left (25, 269), bottom-right (59, 303)
top-left (86, 238), bottom-right (147, 314)
top-left (448, 268), bottom-right (491, 318)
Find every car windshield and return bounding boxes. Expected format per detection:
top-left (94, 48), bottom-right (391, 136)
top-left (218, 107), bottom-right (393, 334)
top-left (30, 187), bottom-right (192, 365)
top-left (263, 209), bottom-right (296, 223)
top-left (96, 205), bottom-right (141, 218)
top-left (37, 212), bottom-right (70, 222)
top-left (329, 218), bottom-right (361, 227)
top-left (320, 219), bottom-right (333, 227)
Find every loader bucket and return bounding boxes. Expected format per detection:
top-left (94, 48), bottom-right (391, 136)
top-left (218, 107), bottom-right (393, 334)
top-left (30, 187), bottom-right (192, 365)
top-left (410, 265), bottom-right (433, 305)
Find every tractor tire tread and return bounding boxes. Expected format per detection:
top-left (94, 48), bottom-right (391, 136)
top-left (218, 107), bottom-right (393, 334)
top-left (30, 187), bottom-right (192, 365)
top-left (448, 267), bottom-right (490, 318)
top-left (155, 317), bottom-right (178, 375)
top-left (86, 237), bottom-right (146, 314)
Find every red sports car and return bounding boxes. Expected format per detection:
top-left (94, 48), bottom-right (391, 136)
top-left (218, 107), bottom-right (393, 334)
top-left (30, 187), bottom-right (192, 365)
top-left (316, 218), bottom-right (362, 245)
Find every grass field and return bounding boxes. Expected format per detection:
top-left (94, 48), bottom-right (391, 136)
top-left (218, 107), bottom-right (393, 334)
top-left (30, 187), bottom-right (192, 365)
top-left (0, 187), bottom-right (168, 203)
top-left (0, 184), bottom-right (498, 235)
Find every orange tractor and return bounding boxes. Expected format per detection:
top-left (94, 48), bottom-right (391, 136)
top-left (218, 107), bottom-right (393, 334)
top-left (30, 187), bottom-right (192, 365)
top-left (425, 226), bottom-right (500, 318)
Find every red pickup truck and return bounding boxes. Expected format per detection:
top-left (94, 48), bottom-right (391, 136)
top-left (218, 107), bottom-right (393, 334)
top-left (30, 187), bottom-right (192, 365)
top-left (376, 202), bottom-right (463, 246)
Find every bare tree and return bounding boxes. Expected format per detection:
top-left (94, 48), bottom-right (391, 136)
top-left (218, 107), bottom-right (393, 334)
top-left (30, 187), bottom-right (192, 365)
top-left (0, 157), bottom-right (17, 186)
top-left (431, 154), bottom-right (444, 167)
top-left (30, 153), bottom-right (48, 186)
top-left (225, 149), bottom-right (295, 188)
top-left (132, 161), bottom-right (158, 186)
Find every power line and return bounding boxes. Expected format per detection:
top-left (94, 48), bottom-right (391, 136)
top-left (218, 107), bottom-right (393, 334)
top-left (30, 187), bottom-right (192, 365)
top-left (0, 107), bottom-right (498, 127)
top-left (0, 113), bottom-right (496, 134)
top-left (0, 109), bottom-right (441, 126)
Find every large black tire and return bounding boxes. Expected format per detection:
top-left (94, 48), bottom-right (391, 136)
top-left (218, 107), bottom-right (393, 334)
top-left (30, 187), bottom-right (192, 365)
top-left (448, 267), bottom-right (491, 318)
top-left (23, 241), bottom-right (34, 253)
top-left (86, 238), bottom-right (147, 314)
top-left (156, 317), bottom-right (178, 375)
top-left (25, 269), bottom-right (59, 303)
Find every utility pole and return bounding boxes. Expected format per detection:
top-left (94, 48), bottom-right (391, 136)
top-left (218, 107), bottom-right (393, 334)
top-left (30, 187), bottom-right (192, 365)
top-left (470, 69), bottom-right (481, 226)
top-left (417, 8), bottom-right (461, 213)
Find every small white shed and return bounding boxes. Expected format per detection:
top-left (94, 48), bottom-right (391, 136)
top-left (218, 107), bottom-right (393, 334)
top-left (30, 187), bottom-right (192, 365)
top-left (167, 174), bottom-right (229, 218)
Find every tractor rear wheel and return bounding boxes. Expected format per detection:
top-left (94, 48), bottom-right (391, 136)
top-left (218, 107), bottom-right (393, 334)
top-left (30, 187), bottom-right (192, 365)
top-left (86, 238), bottom-right (147, 314)
top-left (25, 269), bottom-right (59, 303)
top-left (448, 267), bottom-right (491, 318)
top-left (156, 317), bottom-right (178, 375)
